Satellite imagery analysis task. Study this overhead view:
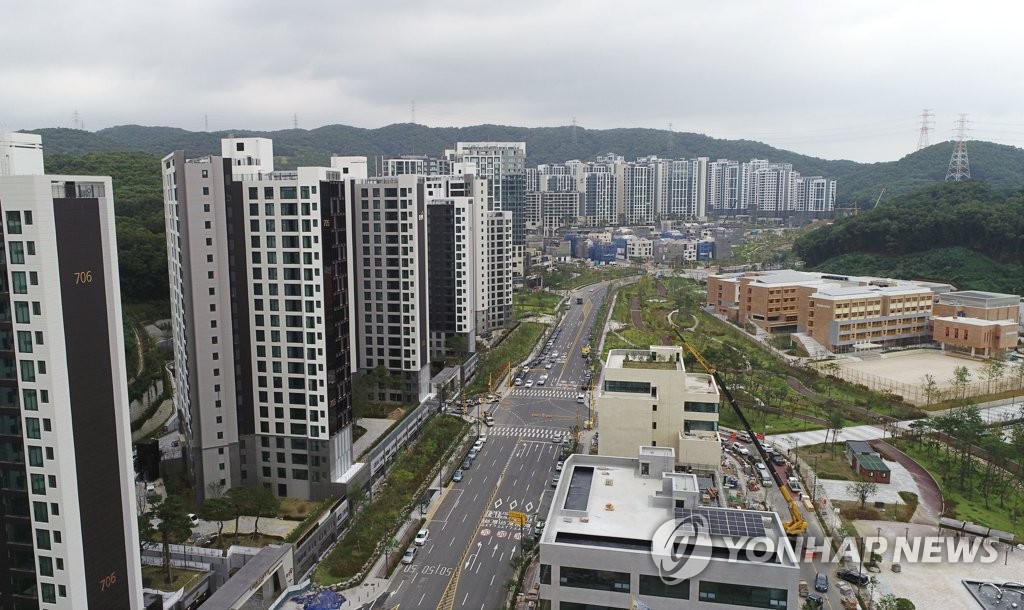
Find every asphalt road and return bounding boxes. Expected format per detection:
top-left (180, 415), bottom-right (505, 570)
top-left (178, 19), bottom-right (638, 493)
top-left (385, 281), bottom-right (612, 610)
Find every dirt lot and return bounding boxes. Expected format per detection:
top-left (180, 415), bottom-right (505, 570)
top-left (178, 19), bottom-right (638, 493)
top-left (835, 349), bottom-right (1012, 405)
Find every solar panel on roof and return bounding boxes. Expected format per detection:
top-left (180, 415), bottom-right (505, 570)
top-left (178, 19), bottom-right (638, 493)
top-left (674, 507), bottom-right (767, 538)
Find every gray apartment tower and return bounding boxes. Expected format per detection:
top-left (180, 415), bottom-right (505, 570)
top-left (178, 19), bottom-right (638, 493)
top-left (163, 138), bottom-right (360, 502)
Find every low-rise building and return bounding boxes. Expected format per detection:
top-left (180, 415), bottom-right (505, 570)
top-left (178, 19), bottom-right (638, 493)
top-left (596, 346), bottom-right (721, 470)
top-left (705, 270), bottom-right (1023, 356)
top-left (539, 447), bottom-right (800, 609)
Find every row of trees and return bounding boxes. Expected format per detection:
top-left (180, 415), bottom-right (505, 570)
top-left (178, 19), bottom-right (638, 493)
top-left (139, 487), bottom-right (280, 586)
top-left (907, 404), bottom-right (1024, 513)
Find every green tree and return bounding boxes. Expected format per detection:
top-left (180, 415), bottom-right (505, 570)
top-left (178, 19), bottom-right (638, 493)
top-left (827, 412), bottom-right (845, 458)
top-left (148, 496), bottom-right (193, 585)
top-left (846, 480), bottom-right (879, 509)
top-left (224, 486), bottom-right (254, 538)
top-left (921, 373), bottom-right (939, 405)
top-left (249, 487), bottom-right (281, 540)
top-left (197, 496), bottom-right (235, 542)
top-left (983, 359), bottom-right (1006, 394)
top-left (950, 366), bottom-right (972, 400)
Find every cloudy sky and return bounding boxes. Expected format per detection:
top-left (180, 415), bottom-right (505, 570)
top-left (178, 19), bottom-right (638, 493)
top-left (5, 0), bottom-right (1024, 162)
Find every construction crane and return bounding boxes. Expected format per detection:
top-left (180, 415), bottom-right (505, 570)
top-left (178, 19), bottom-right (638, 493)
top-left (671, 325), bottom-right (808, 536)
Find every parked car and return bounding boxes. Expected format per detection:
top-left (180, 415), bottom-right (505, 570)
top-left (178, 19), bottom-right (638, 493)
top-left (555, 460), bottom-right (564, 472)
top-left (484, 416), bottom-right (495, 427)
top-left (187, 513), bottom-right (200, 527)
top-left (551, 475), bottom-right (561, 487)
top-left (814, 572), bottom-right (829, 592)
top-left (788, 477), bottom-right (802, 493)
top-left (836, 569), bottom-right (869, 586)
top-left (473, 440), bottom-right (484, 451)
top-left (462, 459), bottom-right (472, 470)
top-left (452, 469), bottom-right (464, 482)
top-left (533, 516), bottom-right (546, 537)
top-left (468, 449), bottom-right (478, 460)
top-left (402, 547), bottom-right (417, 564)
top-left (806, 593), bottom-right (824, 609)
top-left (525, 380), bottom-right (534, 388)
top-left (477, 435), bottom-right (487, 444)
top-left (414, 528), bottom-right (429, 546)
top-left (772, 454), bottom-right (787, 466)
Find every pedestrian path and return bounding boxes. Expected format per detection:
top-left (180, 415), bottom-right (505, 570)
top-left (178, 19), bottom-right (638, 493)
top-left (489, 425), bottom-right (566, 439)
top-left (509, 388), bottom-right (578, 399)
top-left (764, 423), bottom-right (887, 449)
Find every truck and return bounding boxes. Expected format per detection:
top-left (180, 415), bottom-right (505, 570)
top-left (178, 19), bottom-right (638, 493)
top-left (581, 345), bottom-right (591, 358)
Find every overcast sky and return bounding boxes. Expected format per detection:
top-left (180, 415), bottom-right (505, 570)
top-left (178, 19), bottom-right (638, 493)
top-left (4, 0), bottom-right (1024, 162)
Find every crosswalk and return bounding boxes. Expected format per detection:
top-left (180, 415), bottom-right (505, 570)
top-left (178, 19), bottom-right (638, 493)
top-left (489, 425), bottom-right (566, 439)
top-left (510, 388), bottom-right (579, 399)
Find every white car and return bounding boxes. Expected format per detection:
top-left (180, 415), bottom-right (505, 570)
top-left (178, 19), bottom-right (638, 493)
top-left (414, 528), bottom-right (429, 546)
top-left (473, 440), bottom-right (484, 451)
top-left (545, 363), bottom-right (553, 369)
top-left (552, 433), bottom-right (563, 444)
top-left (525, 380), bottom-right (535, 388)
top-left (477, 435), bottom-right (487, 444)
top-left (187, 513), bottom-right (200, 527)
top-left (756, 462), bottom-right (767, 471)
top-left (402, 547), bottom-right (417, 564)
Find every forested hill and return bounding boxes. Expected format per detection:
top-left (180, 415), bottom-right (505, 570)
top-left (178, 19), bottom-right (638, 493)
top-left (792, 182), bottom-right (1024, 293)
top-left (24, 124), bottom-right (1024, 209)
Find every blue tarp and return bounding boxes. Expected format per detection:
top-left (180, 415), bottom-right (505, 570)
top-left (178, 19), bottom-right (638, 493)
top-left (293, 589), bottom-right (346, 610)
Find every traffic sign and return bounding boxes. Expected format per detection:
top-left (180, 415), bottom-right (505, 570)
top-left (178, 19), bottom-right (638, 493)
top-left (507, 511), bottom-right (527, 526)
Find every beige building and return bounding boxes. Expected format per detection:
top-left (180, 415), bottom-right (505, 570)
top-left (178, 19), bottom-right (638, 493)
top-left (931, 290), bottom-right (1020, 357)
top-left (595, 346), bottom-right (721, 469)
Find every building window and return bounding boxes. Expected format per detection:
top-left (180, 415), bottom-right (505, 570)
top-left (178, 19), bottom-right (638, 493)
top-left (6, 211), bottom-right (22, 234)
top-left (603, 380), bottom-right (651, 394)
top-left (639, 574), bottom-right (689, 599)
top-left (559, 566), bottom-right (630, 593)
top-left (684, 402), bottom-right (718, 413)
top-left (697, 580), bottom-right (788, 609)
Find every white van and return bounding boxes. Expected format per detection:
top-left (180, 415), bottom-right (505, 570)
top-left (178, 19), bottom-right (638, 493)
top-left (576, 393), bottom-right (585, 403)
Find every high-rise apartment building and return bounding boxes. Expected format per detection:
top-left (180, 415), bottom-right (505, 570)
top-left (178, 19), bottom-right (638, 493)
top-left (0, 137), bottom-right (143, 609)
top-left (445, 142), bottom-right (526, 245)
top-left (424, 174), bottom-right (512, 354)
top-left (163, 138), bottom-right (359, 501)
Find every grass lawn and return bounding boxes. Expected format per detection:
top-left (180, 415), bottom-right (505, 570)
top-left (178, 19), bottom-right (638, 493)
top-left (466, 321), bottom-right (546, 395)
top-left (278, 498), bottom-right (322, 520)
top-left (141, 565), bottom-right (206, 591)
top-left (541, 264), bottom-right (640, 290)
top-left (209, 533), bottom-right (286, 549)
top-left (798, 443), bottom-right (859, 481)
top-left (513, 290), bottom-right (563, 317)
top-left (719, 407), bottom-right (823, 436)
top-left (894, 438), bottom-right (1024, 541)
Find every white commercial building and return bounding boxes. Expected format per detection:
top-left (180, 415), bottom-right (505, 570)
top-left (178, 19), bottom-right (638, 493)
top-left (540, 448), bottom-right (800, 609)
top-left (0, 137), bottom-right (143, 607)
top-left (596, 346), bottom-right (721, 470)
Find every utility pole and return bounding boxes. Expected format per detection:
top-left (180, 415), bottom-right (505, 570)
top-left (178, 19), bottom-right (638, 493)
top-left (667, 122), bottom-right (674, 153)
top-left (945, 114), bottom-right (971, 182)
top-left (411, 100), bottom-right (416, 124)
top-left (204, 114), bottom-right (209, 131)
top-left (292, 113), bottom-right (298, 129)
top-left (571, 117), bottom-right (577, 147)
top-left (916, 109), bottom-right (933, 151)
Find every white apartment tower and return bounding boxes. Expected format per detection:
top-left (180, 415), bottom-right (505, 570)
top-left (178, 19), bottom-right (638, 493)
top-left (164, 138), bottom-right (360, 501)
top-left (0, 137), bottom-right (143, 608)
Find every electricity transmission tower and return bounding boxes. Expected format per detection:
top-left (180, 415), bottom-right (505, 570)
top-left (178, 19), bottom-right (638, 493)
top-left (916, 109), bottom-right (933, 150)
top-left (945, 114), bottom-right (970, 182)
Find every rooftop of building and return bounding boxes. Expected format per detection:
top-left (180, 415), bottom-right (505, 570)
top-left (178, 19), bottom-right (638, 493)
top-left (605, 347), bottom-right (684, 371)
top-left (932, 315), bottom-right (1017, 327)
top-left (854, 453), bottom-right (890, 472)
top-left (713, 269), bottom-right (955, 296)
top-left (544, 451), bottom-right (794, 565)
top-left (937, 290), bottom-right (1020, 306)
